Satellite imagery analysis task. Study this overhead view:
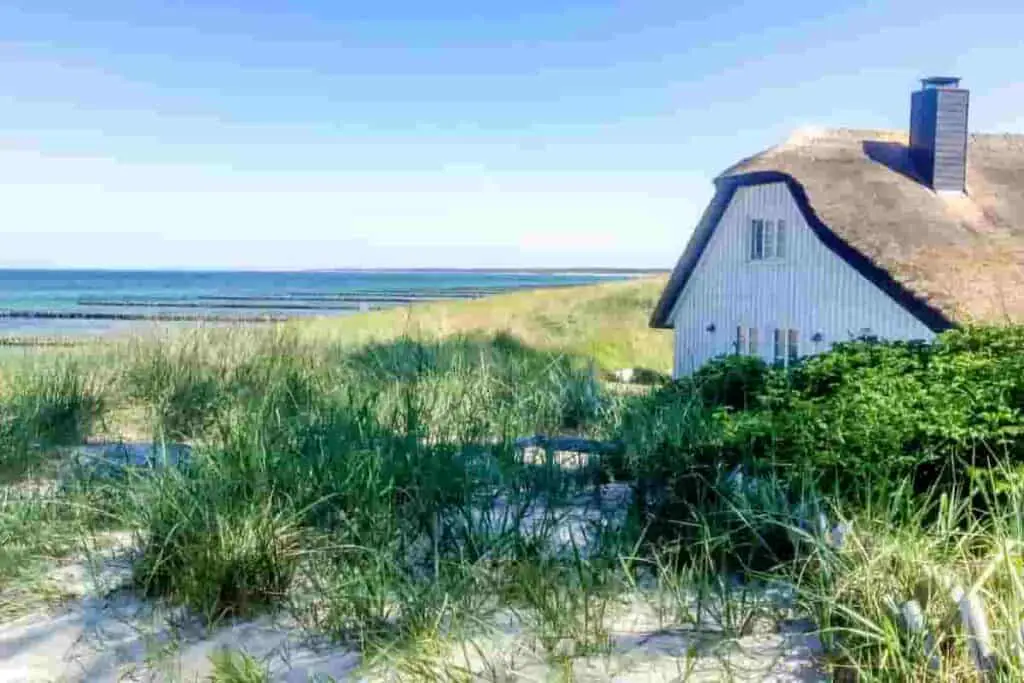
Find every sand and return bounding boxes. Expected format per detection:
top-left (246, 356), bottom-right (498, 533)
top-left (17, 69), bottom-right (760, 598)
top-left (1, 446), bottom-right (826, 681)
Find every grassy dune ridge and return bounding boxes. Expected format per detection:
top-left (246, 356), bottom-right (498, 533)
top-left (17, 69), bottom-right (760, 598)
top-left (1, 278), bottom-right (1024, 681)
top-left (295, 275), bottom-right (673, 373)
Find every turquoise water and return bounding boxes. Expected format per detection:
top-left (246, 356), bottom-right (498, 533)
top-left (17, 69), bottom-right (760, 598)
top-left (0, 270), bottom-right (641, 338)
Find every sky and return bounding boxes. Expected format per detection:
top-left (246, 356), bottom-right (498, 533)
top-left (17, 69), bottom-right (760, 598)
top-left (1, 1), bottom-right (1022, 270)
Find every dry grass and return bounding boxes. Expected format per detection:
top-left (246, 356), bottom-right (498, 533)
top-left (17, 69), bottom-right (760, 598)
top-left (294, 276), bottom-right (672, 373)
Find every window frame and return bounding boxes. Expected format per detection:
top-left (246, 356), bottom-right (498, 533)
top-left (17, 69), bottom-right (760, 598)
top-left (773, 327), bottom-right (800, 366)
top-left (750, 219), bottom-right (765, 260)
top-left (749, 218), bottom-right (786, 261)
top-left (763, 221), bottom-right (776, 259)
top-left (787, 329), bottom-right (799, 363)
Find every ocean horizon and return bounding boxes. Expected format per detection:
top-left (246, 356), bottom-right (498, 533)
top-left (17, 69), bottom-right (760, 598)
top-left (0, 268), bottom-right (659, 339)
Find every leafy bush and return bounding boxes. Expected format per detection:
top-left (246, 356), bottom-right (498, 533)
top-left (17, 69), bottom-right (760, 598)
top-left (612, 327), bottom-right (1024, 550)
top-left (778, 328), bottom-right (1024, 490)
top-left (630, 325), bottom-right (1024, 501)
top-left (690, 354), bottom-right (771, 411)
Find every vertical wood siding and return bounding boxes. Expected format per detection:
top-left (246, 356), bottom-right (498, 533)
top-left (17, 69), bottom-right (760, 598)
top-left (932, 89), bottom-right (969, 192)
top-left (671, 182), bottom-right (935, 377)
top-left (909, 87), bottom-right (969, 192)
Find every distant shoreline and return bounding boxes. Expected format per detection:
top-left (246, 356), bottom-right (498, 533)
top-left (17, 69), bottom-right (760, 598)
top-left (304, 268), bottom-right (669, 277)
top-left (0, 267), bottom-right (669, 275)
top-left (0, 270), bottom-right (655, 343)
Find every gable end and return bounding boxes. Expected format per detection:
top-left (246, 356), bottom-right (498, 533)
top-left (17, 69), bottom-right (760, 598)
top-left (651, 171), bottom-right (954, 333)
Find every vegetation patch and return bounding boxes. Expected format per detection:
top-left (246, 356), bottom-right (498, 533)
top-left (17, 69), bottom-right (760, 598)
top-left (2, 282), bottom-right (1023, 680)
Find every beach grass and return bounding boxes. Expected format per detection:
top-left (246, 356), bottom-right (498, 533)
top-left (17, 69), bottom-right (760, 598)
top-left (293, 275), bottom-right (673, 374)
top-left (1, 279), bottom-right (1023, 680)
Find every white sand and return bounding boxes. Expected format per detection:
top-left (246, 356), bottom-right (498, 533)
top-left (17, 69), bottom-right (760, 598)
top-left (0, 521), bottom-right (824, 682)
top-left (1, 457), bottom-right (825, 681)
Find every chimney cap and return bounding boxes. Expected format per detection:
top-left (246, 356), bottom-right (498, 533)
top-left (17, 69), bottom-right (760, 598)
top-left (920, 76), bottom-right (961, 89)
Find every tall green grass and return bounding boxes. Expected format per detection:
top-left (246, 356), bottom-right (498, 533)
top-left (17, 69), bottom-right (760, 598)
top-left (0, 355), bottom-right (109, 479)
top-left (1, 321), bottom-right (1023, 681)
top-left (107, 331), bottom-right (613, 625)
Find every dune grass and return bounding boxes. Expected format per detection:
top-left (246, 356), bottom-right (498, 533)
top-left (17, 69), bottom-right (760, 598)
top-left (0, 281), bottom-right (1023, 680)
top-left (294, 275), bottom-right (673, 374)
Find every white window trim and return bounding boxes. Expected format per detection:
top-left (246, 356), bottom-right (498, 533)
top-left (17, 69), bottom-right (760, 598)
top-left (749, 218), bottom-right (787, 262)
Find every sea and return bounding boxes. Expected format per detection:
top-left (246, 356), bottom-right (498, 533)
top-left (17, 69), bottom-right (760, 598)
top-left (0, 269), bottom-right (647, 339)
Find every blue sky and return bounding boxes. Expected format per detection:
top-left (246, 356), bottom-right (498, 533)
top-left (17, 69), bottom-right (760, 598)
top-left (1, 1), bottom-right (1022, 269)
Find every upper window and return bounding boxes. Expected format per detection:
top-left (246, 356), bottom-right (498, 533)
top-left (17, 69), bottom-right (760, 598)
top-left (750, 219), bottom-right (786, 260)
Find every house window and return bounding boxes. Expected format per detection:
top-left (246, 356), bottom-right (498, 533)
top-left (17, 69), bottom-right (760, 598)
top-left (750, 219), bottom-right (786, 260)
top-left (764, 221), bottom-right (776, 258)
top-left (750, 220), bottom-right (764, 260)
top-left (736, 326), bottom-right (760, 355)
top-left (787, 329), bottom-right (799, 363)
top-left (774, 328), bottom-right (800, 365)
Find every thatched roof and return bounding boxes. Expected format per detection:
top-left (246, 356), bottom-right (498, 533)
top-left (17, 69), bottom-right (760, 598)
top-left (652, 129), bottom-right (1024, 329)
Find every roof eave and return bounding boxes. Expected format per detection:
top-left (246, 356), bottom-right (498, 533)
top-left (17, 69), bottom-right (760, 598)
top-left (649, 180), bottom-right (738, 329)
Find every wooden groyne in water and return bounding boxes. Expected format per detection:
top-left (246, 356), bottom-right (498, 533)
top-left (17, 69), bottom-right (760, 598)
top-left (77, 285), bottom-right (576, 308)
top-left (76, 300), bottom-right (369, 312)
top-left (0, 310), bottom-right (291, 323)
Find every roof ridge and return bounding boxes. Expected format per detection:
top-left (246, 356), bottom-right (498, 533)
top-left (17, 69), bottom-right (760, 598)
top-left (971, 131), bottom-right (1024, 139)
top-left (783, 127), bottom-right (907, 146)
top-left (717, 128), bottom-right (907, 179)
top-left (780, 127), bottom-right (1024, 145)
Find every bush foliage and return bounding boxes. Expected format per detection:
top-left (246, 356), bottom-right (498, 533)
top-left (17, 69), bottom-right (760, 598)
top-left (621, 326), bottom-right (1024, 501)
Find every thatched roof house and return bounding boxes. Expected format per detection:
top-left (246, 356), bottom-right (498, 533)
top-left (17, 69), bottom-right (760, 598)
top-left (652, 78), bottom-right (1024, 376)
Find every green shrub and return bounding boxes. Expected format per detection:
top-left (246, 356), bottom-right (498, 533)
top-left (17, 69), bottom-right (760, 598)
top-left (614, 327), bottom-right (1024, 534)
top-left (784, 329), bottom-right (1024, 490)
top-left (691, 354), bottom-right (770, 410)
top-left (703, 327), bottom-right (1024, 495)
